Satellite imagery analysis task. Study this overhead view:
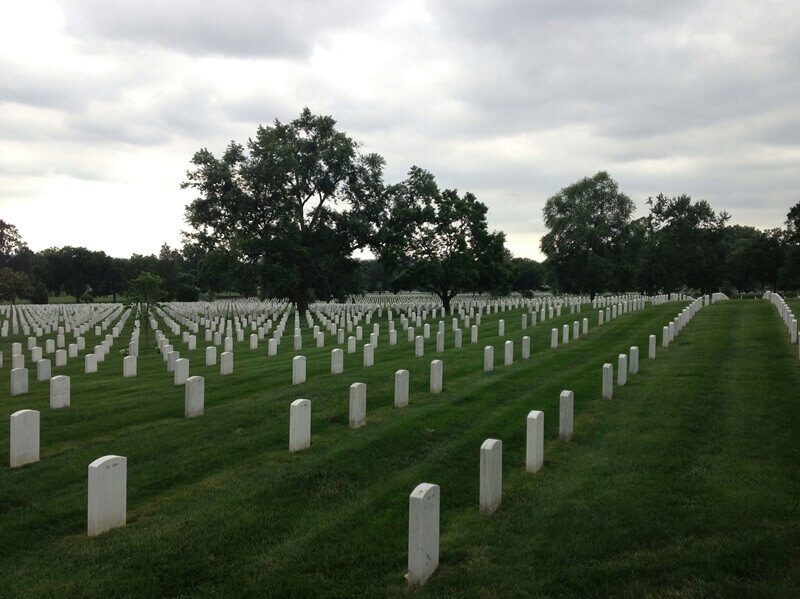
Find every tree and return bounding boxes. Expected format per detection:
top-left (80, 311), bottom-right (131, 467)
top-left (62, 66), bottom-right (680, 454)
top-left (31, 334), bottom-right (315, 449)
top-left (644, 194), bottom-right (729, 293)
top-left (183, 108), bottom-right (386, 312)
top-left (0, 220), bottom-right (27, 269)
top-left (510, 257), bottom-right (544, 296)
top-left (540, 172), bottom-right (634, 297)
top-left (0, 268), bottom-right (32, 304)
top-left (128, 272), bottom-right (166, 305)
top-left (377, 166), bottom-right (508, 311)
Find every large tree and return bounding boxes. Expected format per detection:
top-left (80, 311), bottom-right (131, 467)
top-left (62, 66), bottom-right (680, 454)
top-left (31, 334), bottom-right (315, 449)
top-left (0, 220), bottom-right (27, 269)
top-left (376, 166), bottom-right (509, 311)
top-left (643, 194), bottom-right (729, 293)
top-left (0, 268), bottom-right (32, 304)
top-left (540, 172), bottom-right (634, 297)
top-left (183, 108), bottom-right (386, 312)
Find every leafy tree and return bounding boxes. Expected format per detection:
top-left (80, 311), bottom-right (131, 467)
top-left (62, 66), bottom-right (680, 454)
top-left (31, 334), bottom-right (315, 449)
top-left (0, 220), bottom-right (27, 269)
top-left (183, 108), bottom-right (386, 312)
top-left (540, 172), bottom-right (634, 297)
top-left (644, 194), bottom-right (729, 293)
top-left (128, 272), bottom-right (166, 304)
top-left (0, 268), bottom-right (32, 304)
top-left (377, 166), bottom-right (508, 311)
top-left (510, 257), bottom-right (544, 296)
top-left (29, 281), bottom-right (49, 304)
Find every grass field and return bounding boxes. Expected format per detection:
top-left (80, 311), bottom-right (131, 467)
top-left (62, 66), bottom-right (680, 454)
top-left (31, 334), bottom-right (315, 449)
top-left (1, 299), bottom-right (799, 597)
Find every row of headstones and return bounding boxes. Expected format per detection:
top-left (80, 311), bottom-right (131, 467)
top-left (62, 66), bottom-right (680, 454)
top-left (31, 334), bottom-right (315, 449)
top-left (406, 388), bottom-right (577, 586)
top-left (2, 303), bottom-right (124, 339)
top-left (407, 296), bottom-right (698, 586)
top-left (764, 291), bottom-right (799, 351)
top-left (8, 310), bottom-right (132, 395)
top-left (600, 296), bottom-right (704, 399)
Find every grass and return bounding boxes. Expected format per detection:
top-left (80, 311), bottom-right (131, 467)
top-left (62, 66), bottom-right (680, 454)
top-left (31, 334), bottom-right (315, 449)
top-left (0, 299), bottom-right (798, 597)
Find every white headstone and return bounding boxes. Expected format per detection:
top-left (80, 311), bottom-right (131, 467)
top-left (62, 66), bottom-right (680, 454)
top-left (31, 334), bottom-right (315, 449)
top-left (11, 367), bottom-right (29, 395)
top-left (50, 375), bottom-right (70, 409)
top-left (87, 455), bottom-right (127, 536)
top-left (479, 438), bottom-right (502, 515)
top-left (429, 359), bottom-right (443, 394)
top-left (174, 358), bottom-right (189, 386)
top-left (395, 369), bottom-right (409, 408)
top-left (602, 363), bottom-right (613, 399)
top-left (220, 351), bottom-right (233, 375)
top-left (292, 355), bottom-right (306, 384)
top-left (504, 340), bottom-right (513, 366)
top-left (525, 410), bottom-right (544, 473)
top-left (185, 376), bottom-right (204, 417)
top-left (559, 390), bottom-right (574, 441)
top-left (10, 409), bottom-right (39, 467)
top-left (483, 346), bottom-right (494, 372)
top-left (205, 346), bottom-right (217, 366)
top-left (331, 348), bottom-right (343, 374)
top-left (289, 399), bottom-right (311, 452)
top-left (407, 483), bottom-right (440, 587)
top-left (349, 382), bottom-right (367, 428)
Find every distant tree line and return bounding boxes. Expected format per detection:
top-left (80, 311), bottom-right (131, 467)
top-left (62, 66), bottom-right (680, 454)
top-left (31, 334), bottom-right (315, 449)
top-left (540, 171), bottom-right (800, 297)
top-left (1, 109), bottom-right (795, 306)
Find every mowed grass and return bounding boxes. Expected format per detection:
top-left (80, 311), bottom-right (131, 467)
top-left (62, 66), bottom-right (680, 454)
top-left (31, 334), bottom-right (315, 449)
top-left (0, 299), bottom-right (798, 597)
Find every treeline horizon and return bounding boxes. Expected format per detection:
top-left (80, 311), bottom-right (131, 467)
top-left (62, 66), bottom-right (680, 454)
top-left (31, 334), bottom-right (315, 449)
top-left (1, 108), bottom-right (798, 306)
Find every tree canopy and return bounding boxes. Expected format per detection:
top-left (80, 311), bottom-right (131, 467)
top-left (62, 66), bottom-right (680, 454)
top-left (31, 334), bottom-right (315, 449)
top-left (183, 107), bottom-right (386, 312)
top-left (541, 172), bottom-right (634, 297)
top-left (376, 166), bottom-right (509, 311)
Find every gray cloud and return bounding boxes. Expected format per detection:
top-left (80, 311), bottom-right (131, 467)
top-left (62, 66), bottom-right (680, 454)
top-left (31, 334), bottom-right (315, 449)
top-left (64, 0), bottom-right (394, 58)
top-left (1, 0), bottom-right (798, 258)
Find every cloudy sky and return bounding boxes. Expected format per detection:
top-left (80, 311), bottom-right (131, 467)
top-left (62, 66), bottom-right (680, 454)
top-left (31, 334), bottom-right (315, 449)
top-left (1, 0), bottom-right (798, 260)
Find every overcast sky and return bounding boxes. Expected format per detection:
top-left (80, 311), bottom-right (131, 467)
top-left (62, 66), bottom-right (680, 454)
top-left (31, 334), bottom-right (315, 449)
top-left (1, 0), bottom-right (798, 260)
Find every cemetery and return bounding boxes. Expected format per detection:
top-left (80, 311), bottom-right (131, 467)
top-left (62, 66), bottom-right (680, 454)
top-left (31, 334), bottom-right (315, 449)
top-left (2, 13), bottom-right (800, 593)
top-left (0, 291), bottom-right (799, 596)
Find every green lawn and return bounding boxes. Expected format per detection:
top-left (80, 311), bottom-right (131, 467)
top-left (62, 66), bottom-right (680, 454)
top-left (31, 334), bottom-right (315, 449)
top-left (0, 299), bottom-right (798, 597)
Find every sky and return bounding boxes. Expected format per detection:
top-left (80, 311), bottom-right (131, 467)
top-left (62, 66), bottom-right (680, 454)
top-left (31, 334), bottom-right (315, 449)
top-left (1, 0), bottom-right (798, 261)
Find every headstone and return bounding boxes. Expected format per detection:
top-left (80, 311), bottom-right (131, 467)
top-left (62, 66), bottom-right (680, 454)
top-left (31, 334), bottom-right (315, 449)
top-left (415, 335), bottom-right (424, 358)
top-left (10, 409), bottom-right (39, 467)
top-left (185, 376), bottom-right (204, 417)
top-left (85, 354), bottom-right (97, 374)
top-left (522, 336), bottom-right (530, 359)
top-left (331, 349), bottom-right (343, 374)
top-left (87, 455), bottom-right (127, 536)
top-left (430, 359), bottom-right (443, 394)
top-left (50, 375), bottom-right (70, 409)
top-left (470, 325), bottom-right (478, 344)
top-left (479, 438), bottom-right (502, 515)
top-left (220, 351), bottom-right (233, 375)
top-left (206, 346), bottom-right (217, 366)
top-left (349, 382), bottom-right (367, 428)
top-left (289, 399), bottom-right (311, 452)
top-left (617, 354), bottom-right (628, 386)
top-left (174, 358), bottom-right (189, 385)
top-left (347, 336), bottom-right (356, 354)
top-left (504, 340), bottom-right (513, 366)
top-left (525, 410), bottom-right (544, 473)
top-left (559, 390), bottom-right (573, 441)
top-left (498, 319), bottom-right (505, 336)
top-left (36, 358), bottom-right (51, 382)
top-left (407, 483), bottom-right (440, 587)
top-left (648, 334), bottom-right (656, 359)
top-left (602, 363), bottom-right (613, 399)
top-left (10, 367), bottom-right (29, 395)
top-left (551, 328), bottom-right (558, 349)
top-left (55, 349), bottom-right (67, 367)
top-left (484, 346), bottom-right (494, 372)
top-left (363, 343), bottom-right (374, 367)
top-left (292, 355), bottom-right (306, 384)
top-left (395, 369), bottom-right (409, 408)
top-left (629, 346), bottom-right (639, 375)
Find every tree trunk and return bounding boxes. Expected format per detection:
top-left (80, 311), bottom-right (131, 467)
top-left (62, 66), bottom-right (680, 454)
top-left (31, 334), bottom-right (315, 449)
top-left (296, 293), bottom-right (310, 315)
top-left (440, 293), bottom-right (451, 314)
